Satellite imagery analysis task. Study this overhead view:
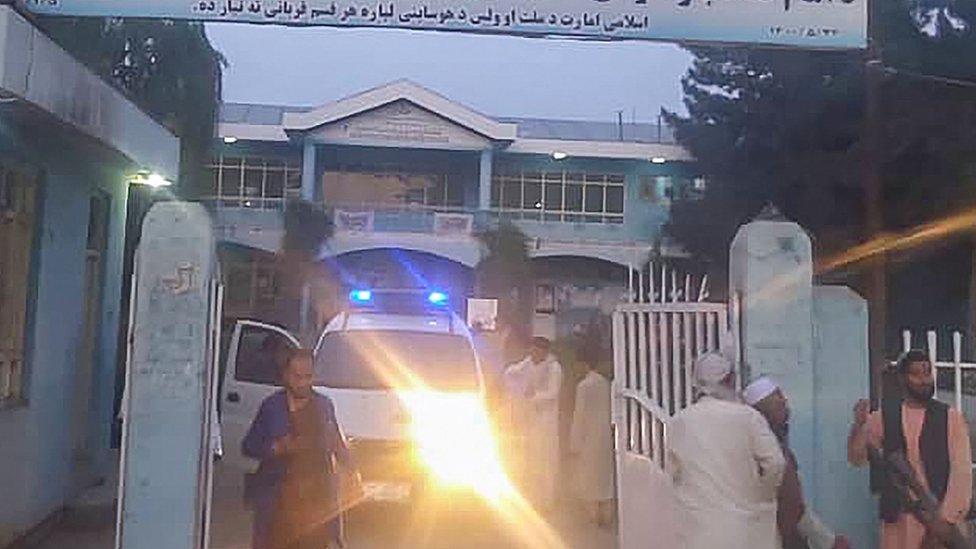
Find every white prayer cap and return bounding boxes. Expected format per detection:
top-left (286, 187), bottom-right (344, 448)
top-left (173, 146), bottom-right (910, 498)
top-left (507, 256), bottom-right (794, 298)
top-left (743, 376), bottom-right (780, 406)
top-left (693, 352), bottom-right (734, 391)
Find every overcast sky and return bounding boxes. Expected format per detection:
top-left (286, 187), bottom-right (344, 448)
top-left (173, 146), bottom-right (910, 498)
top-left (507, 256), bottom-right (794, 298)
top-left (206, 23), bottom-right (693, 122)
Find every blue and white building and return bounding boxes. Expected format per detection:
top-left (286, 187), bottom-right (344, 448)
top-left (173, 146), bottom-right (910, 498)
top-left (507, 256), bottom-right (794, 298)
top-left (208, 80), bottom-right (701, 339)
top-left (0, 6), bottom-right (179, 545)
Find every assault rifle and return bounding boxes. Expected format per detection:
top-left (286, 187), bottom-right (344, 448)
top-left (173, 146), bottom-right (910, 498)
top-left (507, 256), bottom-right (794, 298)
top-left (869, 446), bottom-right (971, 549)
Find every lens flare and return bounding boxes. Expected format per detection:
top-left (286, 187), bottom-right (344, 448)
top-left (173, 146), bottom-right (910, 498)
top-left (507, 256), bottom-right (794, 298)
top-left (398, 391), bottom-right (513, 502)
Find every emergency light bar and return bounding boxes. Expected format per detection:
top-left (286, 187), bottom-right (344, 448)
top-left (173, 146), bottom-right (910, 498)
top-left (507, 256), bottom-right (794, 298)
top-left (347, 289), bottom-right (450, 309)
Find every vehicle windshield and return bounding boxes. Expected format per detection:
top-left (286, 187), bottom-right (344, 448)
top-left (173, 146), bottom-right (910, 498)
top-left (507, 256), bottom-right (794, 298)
top-left (314, 330), bottom-right (479, 391)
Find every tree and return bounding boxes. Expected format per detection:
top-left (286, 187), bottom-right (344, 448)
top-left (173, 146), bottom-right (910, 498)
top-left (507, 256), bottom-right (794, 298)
top-left (37, 16), bottom-right (225, 196)
top-left (475, 222), bottom-right (534, 341)
top-left (279, 200), bottom-right (335, 337)
top-left (664, 0), bottom-right (976, 344)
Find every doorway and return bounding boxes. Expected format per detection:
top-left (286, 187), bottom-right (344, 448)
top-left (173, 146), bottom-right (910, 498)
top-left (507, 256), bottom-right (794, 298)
top-left (71, 191), bottom-right (109, 492)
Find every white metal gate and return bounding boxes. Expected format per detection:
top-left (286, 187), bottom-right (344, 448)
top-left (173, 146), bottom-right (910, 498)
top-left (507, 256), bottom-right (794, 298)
top-left (611, 268), bottom-right (733, 549)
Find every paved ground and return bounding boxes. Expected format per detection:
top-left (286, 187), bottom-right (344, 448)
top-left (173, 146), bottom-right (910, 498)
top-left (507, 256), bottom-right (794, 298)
top-left (34, 463), bottom-right (616, 549)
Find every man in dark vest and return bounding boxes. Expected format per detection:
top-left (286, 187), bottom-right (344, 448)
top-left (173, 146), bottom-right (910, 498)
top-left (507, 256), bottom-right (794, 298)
top-left (848, 350), bottom-right (972, 548)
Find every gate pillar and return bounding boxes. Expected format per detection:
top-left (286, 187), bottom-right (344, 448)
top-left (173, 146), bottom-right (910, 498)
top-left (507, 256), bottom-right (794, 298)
top-left (730, 208), bottom-right (875, 548)
top-left (729, 209), bottom-right (816, 478)
top-left (117, 202), bottom-right (219, 549)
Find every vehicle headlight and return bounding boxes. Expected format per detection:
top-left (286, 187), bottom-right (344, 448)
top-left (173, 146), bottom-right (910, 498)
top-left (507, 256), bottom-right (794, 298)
top-left (397, 390), bottom-right (513, 501)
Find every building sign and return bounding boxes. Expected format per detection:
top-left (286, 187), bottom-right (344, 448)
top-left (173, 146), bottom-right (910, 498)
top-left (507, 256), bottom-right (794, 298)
top-left (20, 0), bottom-right (866, 49)
top-left (311, 100), bottom-right (489, 149)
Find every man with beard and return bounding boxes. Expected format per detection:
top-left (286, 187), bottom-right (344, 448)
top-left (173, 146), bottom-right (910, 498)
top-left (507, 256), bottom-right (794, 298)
top-left (504, 336), bottom-right (563, 511)
top-left (848, 350), bottom-right (972, 549)
top-left (666, 353), bottom-right (785, 549)
top-left (744, 377), bottom-right (850, 549)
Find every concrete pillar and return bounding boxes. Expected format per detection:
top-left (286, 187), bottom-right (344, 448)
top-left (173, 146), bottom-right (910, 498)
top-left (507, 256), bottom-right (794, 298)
top-left (478, 148), bottom-right (493, 210)
top-left (118, 202), bottom-right (217, 549)
top-left (812, 286), bottom-right (876, 549)
top-left (729, 212), bottom-right (815, 487)
top-left (730, 208), bottom-right (876, 548)
top-left (302, 141), bottom-right (317, 202)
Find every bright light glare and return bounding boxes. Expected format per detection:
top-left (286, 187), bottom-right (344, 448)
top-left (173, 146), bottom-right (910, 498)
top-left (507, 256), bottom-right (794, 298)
top-left (349, 289), bottom-right (373, 303)
top-left (399, 391), bottom-right (513, 502)
top-left (427, 291), bottom-right (448, 305)
top-left (128, 171), bottom-right (173, 188)
top-left (651, 156), bottom-right (667, 164)
top-left (222, 136), bottom-right (239, 144)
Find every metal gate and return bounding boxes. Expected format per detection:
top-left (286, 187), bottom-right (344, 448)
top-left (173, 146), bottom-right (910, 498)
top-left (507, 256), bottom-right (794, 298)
top-left (611, 268), bottom-right (734, 549)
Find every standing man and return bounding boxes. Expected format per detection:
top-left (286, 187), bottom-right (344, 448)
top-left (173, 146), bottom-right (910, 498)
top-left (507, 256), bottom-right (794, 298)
top-left (744, 376), bottom-right (851, 549)
top-left (569, 357), bottom-right (614, 528)
top-left (243, 349), bottom-right (361, 549)
top-left (666, 353), bottom-right (786, 549)
top-left (848, 349), bottom-right (972, 549)
top-left (504, 336), bottom-right (563, 511)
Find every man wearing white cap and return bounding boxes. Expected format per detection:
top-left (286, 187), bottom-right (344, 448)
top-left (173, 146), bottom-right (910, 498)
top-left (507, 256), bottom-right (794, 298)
top-left (744, 377), bottom-right (851, 549)
top-left (666, 353), bottom-right (786, 549)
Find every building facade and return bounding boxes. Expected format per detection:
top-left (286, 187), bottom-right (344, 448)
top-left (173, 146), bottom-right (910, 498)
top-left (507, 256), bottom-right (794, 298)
top-left (207, 80), bottom-right (700, 341)
top-left (0, 7), bottom-right (179, 545)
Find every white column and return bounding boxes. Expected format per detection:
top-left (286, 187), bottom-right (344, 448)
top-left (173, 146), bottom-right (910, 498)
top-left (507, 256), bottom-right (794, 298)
top-left (301, 141), bottom-right (317, 202)
top-left (478, 148), bottom-right (493, 210)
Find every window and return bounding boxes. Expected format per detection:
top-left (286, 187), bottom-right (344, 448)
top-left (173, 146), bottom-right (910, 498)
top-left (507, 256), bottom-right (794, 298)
top-left (314, 331), bottom-right (479, 391)
top-left (234, 325), bottom-right (295, 385)
top-left (492, 168), bottom-right (625, 223)
top-left (0, 164), bottom-right (37, 405)
top-left (322, 170), bottom-right (461, 209)
top-left (205, 155), bottom-right (301, 209)
top-left (223, 259), bottom-right (279, 316)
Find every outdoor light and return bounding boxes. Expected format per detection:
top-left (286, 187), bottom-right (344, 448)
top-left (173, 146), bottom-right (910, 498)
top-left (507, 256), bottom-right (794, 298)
top-left (651, 157), bottom-right (667, 164)
top-left (128, 171), bottom-right (173, 188)
top-left (551, 151), bottom-right (568, 160)
top-left (349, 289), bottom-right (373, 304)
top-left (427, 291), bottom-right (449, 306)
top-left (223, 136), bottom-right (239, 144)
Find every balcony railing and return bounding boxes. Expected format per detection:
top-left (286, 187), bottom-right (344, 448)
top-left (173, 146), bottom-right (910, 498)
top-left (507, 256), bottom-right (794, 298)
top-left (201, 198), bottom-right (634, 243)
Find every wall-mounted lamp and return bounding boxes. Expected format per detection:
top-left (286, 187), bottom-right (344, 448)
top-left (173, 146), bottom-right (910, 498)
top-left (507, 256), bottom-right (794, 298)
top-left (128, 171), bottom-right (173, 188)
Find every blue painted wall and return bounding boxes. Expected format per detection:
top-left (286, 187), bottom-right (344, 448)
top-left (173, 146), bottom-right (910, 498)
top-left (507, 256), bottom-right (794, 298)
top-left (494, 153), bottom-right (691, 245)
top-left (0, 116), bottom-right (132, 545)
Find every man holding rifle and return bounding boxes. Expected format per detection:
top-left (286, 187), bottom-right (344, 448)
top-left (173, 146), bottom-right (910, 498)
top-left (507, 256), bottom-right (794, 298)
top-left (848, 350), bottom-right (973, 548)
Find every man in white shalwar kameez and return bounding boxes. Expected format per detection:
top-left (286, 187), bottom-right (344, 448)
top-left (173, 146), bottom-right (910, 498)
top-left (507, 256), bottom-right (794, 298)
top-left (666, 353), bottom-right (786, 549)
top-left (569, 360), bottom-right (614, 527)
top-left (504, 337), bottom-right (563, 510)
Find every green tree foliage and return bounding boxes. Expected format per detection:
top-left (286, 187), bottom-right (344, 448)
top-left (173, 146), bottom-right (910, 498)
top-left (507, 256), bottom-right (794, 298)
top-left (280, 200), bottom-right (336, 334)
top-left (665, 0), bottom-right (976, 278)
top-left (476, 222), bottom-right (534, 339)
top-left (36, 16), bottom-right (225, 195)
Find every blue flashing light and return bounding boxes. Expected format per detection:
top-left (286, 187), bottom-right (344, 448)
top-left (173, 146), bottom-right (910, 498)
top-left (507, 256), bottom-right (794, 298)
top-left (349, 289), bottom-right (373, 304)
top-left (427, 291), bottom-right (449, 306)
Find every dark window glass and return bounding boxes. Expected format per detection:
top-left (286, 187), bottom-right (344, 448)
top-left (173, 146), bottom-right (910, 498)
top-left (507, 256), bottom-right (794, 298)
top-left (584, 185), bottom-right (604, 213)
top-left (606, 186), bottom-right (624, 214)
top-left (315, 331), bottom-right (478, 391)
top-left (235, 325), bottom-right (295, 385)
top-left (565, 184), bottom-right (583, 212)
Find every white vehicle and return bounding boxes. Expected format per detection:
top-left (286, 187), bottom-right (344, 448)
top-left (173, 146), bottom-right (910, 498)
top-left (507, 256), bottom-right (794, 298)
top-left (219, 289), bottom-right (490, 503)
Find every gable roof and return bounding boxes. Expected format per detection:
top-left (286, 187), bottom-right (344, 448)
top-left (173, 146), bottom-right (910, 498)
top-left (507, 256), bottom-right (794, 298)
top-left (280, 79), bottom-right (518, 141)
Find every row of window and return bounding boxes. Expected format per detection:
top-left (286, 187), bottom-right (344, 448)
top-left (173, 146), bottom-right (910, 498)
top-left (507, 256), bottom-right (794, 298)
top-left (491, 170), bottom-right (626, 224)
top-left (205, 155), bottom-right (705, 219)
top-left (205, 156), bottom-right (302, 209)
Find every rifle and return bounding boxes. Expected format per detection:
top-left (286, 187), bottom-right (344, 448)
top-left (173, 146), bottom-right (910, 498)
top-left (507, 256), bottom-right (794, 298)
top-left (868, 446), bottom-right (972, 549)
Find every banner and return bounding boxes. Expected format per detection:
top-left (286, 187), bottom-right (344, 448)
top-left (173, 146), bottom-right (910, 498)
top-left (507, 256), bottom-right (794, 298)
top-left (20, 0), bottom-right (866, 49)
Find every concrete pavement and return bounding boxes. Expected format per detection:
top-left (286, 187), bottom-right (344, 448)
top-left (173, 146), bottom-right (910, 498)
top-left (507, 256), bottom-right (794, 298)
top-left (32, 462), bottom-right (616, 549)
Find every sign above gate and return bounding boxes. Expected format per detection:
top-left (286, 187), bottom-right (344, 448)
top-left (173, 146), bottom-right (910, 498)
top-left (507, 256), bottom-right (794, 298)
top-left (20, 0), bottom-right (866, 49)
